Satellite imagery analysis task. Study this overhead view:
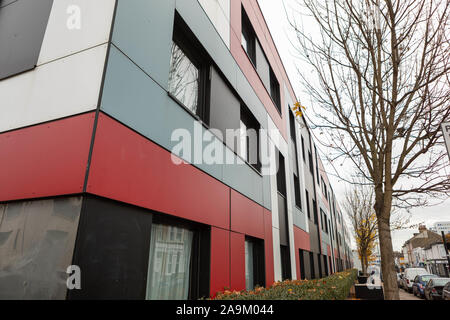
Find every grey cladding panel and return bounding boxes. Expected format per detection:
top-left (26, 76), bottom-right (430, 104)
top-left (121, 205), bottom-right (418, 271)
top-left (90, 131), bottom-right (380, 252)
top-left (0, 0), bottom-right (53, 80)
top-left (1, 0), bottom-right (17, 8)
top-left (209, 67), bottom-right (240, 151)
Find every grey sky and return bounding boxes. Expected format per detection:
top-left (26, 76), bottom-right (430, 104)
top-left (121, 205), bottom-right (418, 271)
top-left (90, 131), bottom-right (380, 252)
top-left (258, 0), bottom-right (450, 251)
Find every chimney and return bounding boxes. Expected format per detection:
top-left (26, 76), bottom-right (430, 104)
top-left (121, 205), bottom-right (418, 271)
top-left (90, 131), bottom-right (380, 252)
top-left (419, 225), bottom-right (427, 232)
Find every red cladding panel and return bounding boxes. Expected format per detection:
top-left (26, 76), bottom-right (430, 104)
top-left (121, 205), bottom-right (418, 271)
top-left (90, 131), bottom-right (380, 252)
top-left (230, 232), bottom-right (245, 291)
top-left (210, 227), bottom-right (230, 297)
top-left (294, 226), bottom-right (310, 251)
top-left (0, 113), bottom-right (94, 201)
top-left (263, 209), bottom-right (274, 286)
top-left (87, 113), bottom-right (230, 229)
top-left (230, 190), bottom-right (264, 239)
top-left (230, 0), bottom-right (287, 141)
top-left (294, 226), bottom-right (311, 279)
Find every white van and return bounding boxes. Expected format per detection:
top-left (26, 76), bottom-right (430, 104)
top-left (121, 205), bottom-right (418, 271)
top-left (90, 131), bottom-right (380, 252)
top-left (402, 268), bottom-right (428, 292)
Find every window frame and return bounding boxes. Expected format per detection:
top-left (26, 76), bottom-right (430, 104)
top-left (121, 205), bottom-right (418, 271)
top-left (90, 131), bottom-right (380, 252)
top-left (240, 103), bottom-right (261, 172)
top-left (241, 7), bottom-right (257, 67)
top-left (277, 151), bottom-right (287, 197)
top-left (269, 68), bottom-right (281, 113)
top-left (150, 213), bottom-right (211, 300)
top-left (169, 13), bottom-right (211, 125)
top-left (245, 236), bottom-right (266, 290)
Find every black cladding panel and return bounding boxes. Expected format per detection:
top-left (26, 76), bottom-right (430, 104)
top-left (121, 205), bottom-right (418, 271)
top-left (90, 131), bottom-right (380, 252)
top-left (68, 196), bottom-right (153, 300)
top-left (0, 0), bottom-right (53, 80)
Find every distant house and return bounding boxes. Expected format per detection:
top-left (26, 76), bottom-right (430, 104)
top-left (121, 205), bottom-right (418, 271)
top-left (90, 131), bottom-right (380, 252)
top-left (424, 240), bottom-right (449, 277)
top-left (401, 225), bottom-right (444, 269)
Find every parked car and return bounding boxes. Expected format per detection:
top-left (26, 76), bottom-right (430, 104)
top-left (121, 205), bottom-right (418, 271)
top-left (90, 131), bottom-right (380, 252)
top-left (401, 268), bottom-right (428, 292)
top-left (412, 274), bottom-right (439, 298)
top-left (443, 282), bottom-right (450, 300)
top-left (424, 278), bottom-right (450, 300)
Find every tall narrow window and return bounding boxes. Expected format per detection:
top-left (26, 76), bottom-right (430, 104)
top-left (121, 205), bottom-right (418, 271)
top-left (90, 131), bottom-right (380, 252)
top-left (313, 200), bottom-right (318, 225)
top-left (245, 237), bottom-right (265, 290)
top-left (308, 151), bottom-right (314, 174)
top-left (270, 68), bottom-right (281, 112)
top-left (323, 255), bottom-right (329, 276)
top-left (241, 7), bottom-right (256, 66)
top-left (299, 249), bottom-right (306, 280)
top-left (301, 136), bottom-right (306, 161)
top-left (293, 174), bottom-right (302, 209)
top-left (305, 189), bottom-right (310, 218)
top-left (309, 252), bottom-right (315, 279)
top-left (276, 151), bottom-right (286, 197)
top-left (245, 240), bottom-right (254, 290)
top-left (240, 104), bottom-right (261, 171)
top-left (280, 245), bottom-right (291, 280)
top-left (146, 224), bottom-right (194, 300)
top-left (317, 253), bottom-right (323, 278)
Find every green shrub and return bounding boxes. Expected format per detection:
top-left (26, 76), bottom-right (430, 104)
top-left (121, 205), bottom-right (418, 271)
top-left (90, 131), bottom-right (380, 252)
top-left (213, 269), bottom-right (357, 300)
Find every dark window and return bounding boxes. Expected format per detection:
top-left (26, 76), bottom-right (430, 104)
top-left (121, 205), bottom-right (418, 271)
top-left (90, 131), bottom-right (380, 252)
top-left (320, 209), bottom-right (325, 231)
top-left (269, 68), bottom-right (281, 112)
top-left (301, 136), bottom-right (306, 161)
top-left (309, 252), bottom-right (315, 279)
top-left (314, 146), bottom-right (320, 184)
top-left (289, 110), bottom-right (300, 173)
top-left (289, 110), bottom-right (297, 141)
top-left (318, 253), bottom-right (323, 278)
top-left (329, 256), bottom-right (333, 274)
top-left (293, 174), bottom-right (302, 209)
top-left (299, 249), bottom-right (305, 280)
top-left (280, 245), bottom-right (291, 280)
top-left (169, 13), bottom-right (210, 123)
top-left (308, 151), bottom-right (314, 174)
top-left (240, 104), bottom-right (261, 172)
top-left (277, 151), bottom-right (286, 197)
top-left (241, 7), bottom-right (256, 66)
top-left (245, 237), bottom-right (265, 290)
top-left (324, 213), bottom-right (328, 233)
top-left (313, 200), bottom-right (318, 225)
top-left (323, 255), bottom-right (329, 276)
top-left (305, 189), bottom-right (310, 219)
top-left (0, 0), bottom-right (53, 80)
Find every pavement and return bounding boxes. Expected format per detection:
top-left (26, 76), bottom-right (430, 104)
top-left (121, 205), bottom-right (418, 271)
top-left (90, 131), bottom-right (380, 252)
top-left (398, 288), bottom-right (423, 300)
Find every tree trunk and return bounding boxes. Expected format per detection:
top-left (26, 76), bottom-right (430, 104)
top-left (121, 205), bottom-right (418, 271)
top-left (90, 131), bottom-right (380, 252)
top-left (362, 254), bottom-right (367, 275)
top-left (377, 213), bottom-right (399, 300)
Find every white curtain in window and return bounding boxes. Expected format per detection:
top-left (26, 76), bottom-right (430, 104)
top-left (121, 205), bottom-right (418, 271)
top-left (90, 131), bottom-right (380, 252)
top-left (245, 240), bottom-right (254, 291)
top-left (146, 224), bottom-right (194, 300)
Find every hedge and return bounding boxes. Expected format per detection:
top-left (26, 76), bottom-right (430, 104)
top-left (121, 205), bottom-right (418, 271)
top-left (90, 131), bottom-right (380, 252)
top-left (213, 269), bottom-right (358, 300)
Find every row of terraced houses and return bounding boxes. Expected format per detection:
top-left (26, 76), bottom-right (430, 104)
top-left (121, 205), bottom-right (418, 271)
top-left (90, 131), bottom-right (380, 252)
top-left (0, 0), bottom-right (353, 299)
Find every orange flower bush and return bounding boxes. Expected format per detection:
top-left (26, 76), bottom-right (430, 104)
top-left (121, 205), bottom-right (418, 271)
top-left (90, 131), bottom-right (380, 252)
top-left (212, 269), bottom-right (357, 300)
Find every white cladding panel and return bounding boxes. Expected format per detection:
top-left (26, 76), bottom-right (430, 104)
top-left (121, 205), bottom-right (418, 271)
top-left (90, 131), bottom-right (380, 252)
top-left (38, 0), bottom-right (116, 65)
top-left (0, 44), bottom-right (108, 132)
top-left (198, 0), bottom-right (230, 48)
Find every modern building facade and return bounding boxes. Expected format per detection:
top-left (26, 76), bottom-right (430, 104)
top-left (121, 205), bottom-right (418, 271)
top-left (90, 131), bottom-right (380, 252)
top-left (0, 0), bottom-right (352, 299)
top-left (429, 221), bottom-right (450, 235)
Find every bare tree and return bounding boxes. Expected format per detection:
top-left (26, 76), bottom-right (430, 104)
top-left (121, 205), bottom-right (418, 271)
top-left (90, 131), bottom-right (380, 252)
top-left (288, 0), bottom-right (450, 299)
top-left (343, 185), bottom-right (378, 275)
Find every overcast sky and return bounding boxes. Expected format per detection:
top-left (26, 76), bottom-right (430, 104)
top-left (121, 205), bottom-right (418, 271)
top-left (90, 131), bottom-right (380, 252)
top-left (258, 0), bottom-right (450, 252)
